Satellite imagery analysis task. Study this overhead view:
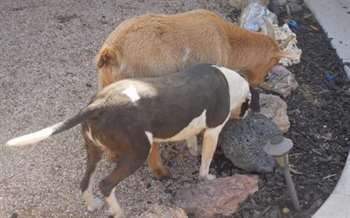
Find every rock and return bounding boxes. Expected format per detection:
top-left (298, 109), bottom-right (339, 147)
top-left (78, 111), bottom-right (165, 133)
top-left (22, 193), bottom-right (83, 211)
top-left (261, 206), bottom-right (281, 218)
top-left (137, 204), bottom-right (188, 218)
top-left (287, 2), bottom-right (303, 13)
top-left (274, 25), bottom-right (302, 66)
top-left (276, 0), bottom-right (287, 5)
top-left (174, 175), bottom-right (258, 218)
top-left (228, 0), bottom-right (243, 8)
top-left (260, 94), bottom-right (290, 133)
top-left (268, 0), bottom-right (284, 15)
top-left (219, 113), bottom-right (280, 173)
top-left (228, 0), bottom-right (270, 9)
top-left (261, 65), bottom-right (299, 98)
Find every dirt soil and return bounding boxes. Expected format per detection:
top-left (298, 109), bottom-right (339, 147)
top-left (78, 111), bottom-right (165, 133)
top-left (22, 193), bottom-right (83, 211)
top-left (0, 1), bottom-right (231, 218)
top-left (1, 1), bottom-right (350, 218)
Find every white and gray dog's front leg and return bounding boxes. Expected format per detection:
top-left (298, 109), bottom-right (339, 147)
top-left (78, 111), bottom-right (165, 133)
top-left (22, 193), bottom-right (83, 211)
top-left (186, 136), bottom-right (200, 156)
top-left (199, 120), bottom-right (227, 180)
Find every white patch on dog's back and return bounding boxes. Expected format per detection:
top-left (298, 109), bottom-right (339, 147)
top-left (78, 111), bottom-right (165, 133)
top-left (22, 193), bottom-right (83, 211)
top-left (150, 110), bottom-right (207, 143)
top-left (212, 65), bottom-right (251, 110)
top-left (145, 131), bottom-right (153, 144)
top-left (122, 85), bottom-right (140, 102)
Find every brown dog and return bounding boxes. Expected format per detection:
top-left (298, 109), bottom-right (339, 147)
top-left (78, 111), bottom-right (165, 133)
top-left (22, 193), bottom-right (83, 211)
top-left (95, 9), bottom-right (288, 178)
top-left (6, 64), bottom-right (251, 218)
top-left (96, 9), bottom-right (288, 89)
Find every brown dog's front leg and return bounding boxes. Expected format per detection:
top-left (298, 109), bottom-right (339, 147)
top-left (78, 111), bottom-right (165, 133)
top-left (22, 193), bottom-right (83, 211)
top-left (250, 87), bottom-right (260, 112)
top-left (147, 143), bottom-right (171, 179)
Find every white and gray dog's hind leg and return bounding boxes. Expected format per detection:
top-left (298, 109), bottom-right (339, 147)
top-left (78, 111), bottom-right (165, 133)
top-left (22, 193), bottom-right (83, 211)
top-left (80, 126), bottom-right (104, 212)
top-left (98, 131), bottom-right (151, 218)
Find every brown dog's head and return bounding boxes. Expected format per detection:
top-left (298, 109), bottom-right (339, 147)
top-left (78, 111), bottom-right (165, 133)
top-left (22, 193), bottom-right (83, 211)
top-left (225, 24), bottom-right (285, 87)
top-left (96, 46), bottom-right (122, 89)
top-left (255, 36), bottom-right (283, 81)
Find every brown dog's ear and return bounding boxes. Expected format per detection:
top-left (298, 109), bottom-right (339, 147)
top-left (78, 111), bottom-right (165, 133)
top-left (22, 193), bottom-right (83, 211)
top-left (96, 47), bottom-right (119, 68)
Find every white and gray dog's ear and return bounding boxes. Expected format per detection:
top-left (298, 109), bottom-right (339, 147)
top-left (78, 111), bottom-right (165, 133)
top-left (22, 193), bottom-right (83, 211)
top-left (247, 91), bottom-right (252, 102)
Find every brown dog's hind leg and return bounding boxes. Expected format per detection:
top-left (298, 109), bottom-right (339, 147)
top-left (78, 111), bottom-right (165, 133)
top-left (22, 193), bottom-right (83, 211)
top-left (80, 131), bottom-right (103, 212)
top-left (147, 143), bottom-right (171, 179)
top-left (99, 132), bottom-right (150, 218)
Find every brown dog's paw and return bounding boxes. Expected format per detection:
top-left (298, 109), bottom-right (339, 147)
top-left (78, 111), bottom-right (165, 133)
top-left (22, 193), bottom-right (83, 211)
top-left (152, 167), bottom-right (171, 180)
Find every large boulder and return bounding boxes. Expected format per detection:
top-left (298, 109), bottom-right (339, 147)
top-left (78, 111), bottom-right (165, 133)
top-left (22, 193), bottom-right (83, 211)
top-left (174, 175), bottom-right (258, 218)
top-left (219, 113), bottom-right (281, 173)
top-left (260, 93), bottom-right (290, 133)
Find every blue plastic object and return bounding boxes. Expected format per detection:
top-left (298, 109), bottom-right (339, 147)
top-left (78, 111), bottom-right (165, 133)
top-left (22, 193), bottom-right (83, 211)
top-left (287, 19), bottom-right (298, 30)
top-left (324, 71), bottom-right (336, 81)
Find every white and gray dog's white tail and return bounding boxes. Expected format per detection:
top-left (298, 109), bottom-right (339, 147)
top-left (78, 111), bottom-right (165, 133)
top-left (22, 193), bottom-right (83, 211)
top-left (6, 122), bottom-right (64, 146)
top-left (5, 106), bottom-right (97, 147)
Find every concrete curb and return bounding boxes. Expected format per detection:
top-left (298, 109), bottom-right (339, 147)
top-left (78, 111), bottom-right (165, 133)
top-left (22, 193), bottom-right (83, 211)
top-left (305, 0), bottom-right (350, 79)
top-left (304, 0), bottom-right (350, 217)
top-left (304, 0), bottom-right (350, 63)
top-left (312, 154), bottom-right (350, 218)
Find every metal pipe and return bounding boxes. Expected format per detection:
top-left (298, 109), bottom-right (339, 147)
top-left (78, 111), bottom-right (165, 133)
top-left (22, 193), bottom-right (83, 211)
top-left (283, 166), bottom-right (301, 211)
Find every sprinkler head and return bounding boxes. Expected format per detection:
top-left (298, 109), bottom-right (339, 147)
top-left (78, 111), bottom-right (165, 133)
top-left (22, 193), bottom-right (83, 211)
top-left (263, 136), bottom-right (293, 167)
top-left (263, 136), bottom-right (301, 211)
top-left (264, 135), bottom-right (293, 156)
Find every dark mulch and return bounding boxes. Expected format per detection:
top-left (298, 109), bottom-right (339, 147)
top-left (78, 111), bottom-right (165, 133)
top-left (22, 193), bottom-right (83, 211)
top-left (211, 4), bottom-right (350, 218)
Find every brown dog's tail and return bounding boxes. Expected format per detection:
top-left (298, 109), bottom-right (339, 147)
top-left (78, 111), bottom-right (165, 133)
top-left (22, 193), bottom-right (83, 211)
top-left (96, 46), bottom-right (121, 68)
top-left (5, 105), bottom-right (97, 147)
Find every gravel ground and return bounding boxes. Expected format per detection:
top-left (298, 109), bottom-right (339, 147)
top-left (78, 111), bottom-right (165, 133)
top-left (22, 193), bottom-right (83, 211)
top-left (0, 1), bottom-right (234, 218)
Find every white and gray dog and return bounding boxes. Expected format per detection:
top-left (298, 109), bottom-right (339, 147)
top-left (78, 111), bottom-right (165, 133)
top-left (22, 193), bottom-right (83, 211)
top-left (6, 64), bottom-right (251, 218)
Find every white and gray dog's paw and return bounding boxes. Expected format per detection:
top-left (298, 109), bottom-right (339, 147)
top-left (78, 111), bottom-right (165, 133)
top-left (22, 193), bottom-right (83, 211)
top-left (199, 173), bottom-right (216, 181)
top-left (87, 197), bottom-right (104, 212)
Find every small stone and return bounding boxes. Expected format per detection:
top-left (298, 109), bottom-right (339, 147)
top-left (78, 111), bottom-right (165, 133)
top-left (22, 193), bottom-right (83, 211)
top-left (137, 204), bottom-right (188, 218)
top-left (344, 64), bottom-right (350, 80)
top-left (10, 213), bottom-right (18, 218)
top-left (261, 65), bottom-right (299, 98)
top-left (260, 94), bottom-right (290, 133)
top-left (219, 113), bottom-right (278, 173)
top-left (282, 207), bottom-right (290, 214)
top-left (174, 175), bottom-right (259, 218)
